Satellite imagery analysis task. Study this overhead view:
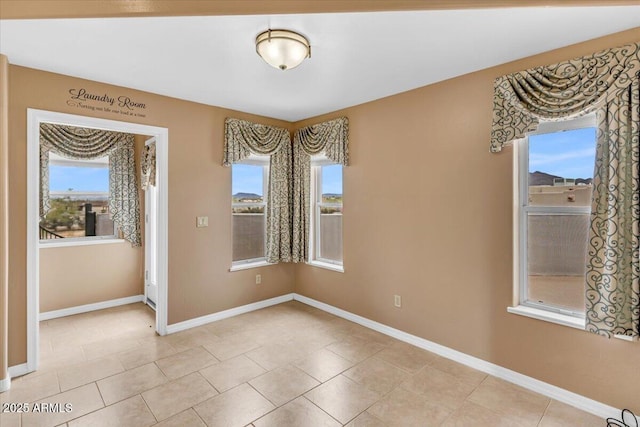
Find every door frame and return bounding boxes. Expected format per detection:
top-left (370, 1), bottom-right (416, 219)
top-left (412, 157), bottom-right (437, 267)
top-left (143, 136), bottom-right (158, 309)
top-left (26, 109), bottom-right (169, 373)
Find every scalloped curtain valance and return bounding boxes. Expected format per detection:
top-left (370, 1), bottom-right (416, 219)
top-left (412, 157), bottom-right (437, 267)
top-left (490, 42), bottom-right (639, 340)
top-left (292, 117), bottom-right (349, 262)
top-left (490, 42), bottom-right (640, 153)
top-left (293, 116), bottom-right (349, 165)
top-left (40, 123), bottom-right (142, 246)
top-left (223, 118), bottom-right (291, 165)
top-left (223, 118), bottom-right (293, 263)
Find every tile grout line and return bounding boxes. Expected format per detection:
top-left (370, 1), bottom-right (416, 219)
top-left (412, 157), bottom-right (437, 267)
top-left (536, 399), bottom-right (553, 426)
top-left (198, 369), bottom-right (222, 396)
top-left (300, 394), bottom-right (344, 426)
top-left (427, 362), bottom-right (487, 426)
top-left (256, 363), bottom-right (322, 407)
top-left (243, 349), bottom-right (271, 371)
top-left (341, 345), bottom-right (472, 426)
top-left (245, 381), bottom-right (280, 424)
top-left (191, 405), bottom-right (208, 426)
top-left (137, 392), bottom-right (158, 425)
top-left (139, 387), bottom-right (158, 421)
top-left (344, 372), bottom-right (405, 425)
top-left (61, 381), bottom-right (107, 426)
top-left (463, 375), bottom-right (541, 425)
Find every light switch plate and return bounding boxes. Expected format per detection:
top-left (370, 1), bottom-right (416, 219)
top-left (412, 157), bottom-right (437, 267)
top-left (196, 216), bottom-right (208, 227)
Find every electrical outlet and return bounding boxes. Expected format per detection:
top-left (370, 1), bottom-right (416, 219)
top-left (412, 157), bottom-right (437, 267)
top-left (256, 274), bottom-right (262, 285)
top-left (394, 295), bottom-right (401, 308)
top-left (196, 216), bottom-right (208, 228)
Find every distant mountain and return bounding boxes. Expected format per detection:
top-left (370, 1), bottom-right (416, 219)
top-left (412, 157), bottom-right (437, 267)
top-left (575, 177), bottom-right (593, 185)
top-left (233, 192), bottom-right (262, 200)
top-left (529, 171), bottom-right (592, 186)
top-left (323, 193), bottom-right (342, 198)
top-left (529, 171), bottom-right (562, 186)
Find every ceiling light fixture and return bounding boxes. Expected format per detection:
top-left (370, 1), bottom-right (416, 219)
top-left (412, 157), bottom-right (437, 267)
top-left (255, 29), bottom-right (311, 71)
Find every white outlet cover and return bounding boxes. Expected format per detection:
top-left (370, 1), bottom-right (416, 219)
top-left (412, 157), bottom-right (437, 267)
top-left (394, 295), bottom-right (402, 308)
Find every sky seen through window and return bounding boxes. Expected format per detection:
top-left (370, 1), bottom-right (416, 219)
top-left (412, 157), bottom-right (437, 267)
top-left (231, 163), bottom-right (343, 196)
top-left (529, 127), bottom-right (596, 179)
top-left (51, 162), bottom-right (344, 196)
top-left (50, 165), bottom-right (109, 192)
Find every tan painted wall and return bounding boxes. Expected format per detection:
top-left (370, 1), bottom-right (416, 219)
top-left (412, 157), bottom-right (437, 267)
top-left (0, 55), bottom-right (9, 386)
top-left (8, 66), bottom-right (295, 366)
top-left (293, 28), bottom-right (640, 412)
top-left (39, 243), bottom-right (144, 312)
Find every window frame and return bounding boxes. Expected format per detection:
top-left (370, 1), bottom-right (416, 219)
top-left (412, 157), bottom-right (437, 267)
top-left (230, 156), bottom-right (270, 270)
top-left (309, 159), bottom-right (344, 272)
top-left (39, 154), bottom-right (122, 246)
top-left (510, 114), bottom-right (596, 329)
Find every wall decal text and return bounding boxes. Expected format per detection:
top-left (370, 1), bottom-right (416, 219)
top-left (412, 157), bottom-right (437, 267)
top-left (67, 88), bottom-right (147, 118)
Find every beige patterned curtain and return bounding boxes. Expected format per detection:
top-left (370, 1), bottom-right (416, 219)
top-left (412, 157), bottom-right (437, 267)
top-left (141, 141), bottom-right (156, 190)
top-left (292, 117), bottom-right (349, 262)
top-left (223, 118), bottom-right (293, 263)
top-left (40, 123), bottom-right (142, 246)
top-left (490, 42), bottom-right (640, 153)
top-left (586, 80), bottom-right (639, 339)
top-left (490, 42), bottom-right (639, 339)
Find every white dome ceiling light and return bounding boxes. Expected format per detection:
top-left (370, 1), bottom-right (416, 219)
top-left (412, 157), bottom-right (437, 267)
top-left (255, 29), bottom-right (311, 71)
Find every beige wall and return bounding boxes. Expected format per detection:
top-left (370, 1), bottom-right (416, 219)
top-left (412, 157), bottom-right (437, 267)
top-left (8, 66), bottom-right (295, 366)
top-left (39, 243), bottom-right (144, 312)
top-left (293, 28), bottom-right (640, 413)
top-left (0, 54), bottom-right (9, 386)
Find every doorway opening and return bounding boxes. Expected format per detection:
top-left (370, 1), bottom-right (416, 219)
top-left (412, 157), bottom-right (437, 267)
top-left (25, 109), bottom-right (169, 374)
top-left (144, 137), bottom-right (158, 311)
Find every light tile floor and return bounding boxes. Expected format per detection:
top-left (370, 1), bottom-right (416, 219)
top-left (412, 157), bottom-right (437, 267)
top-left (0, 301), bottom-right (603, 426)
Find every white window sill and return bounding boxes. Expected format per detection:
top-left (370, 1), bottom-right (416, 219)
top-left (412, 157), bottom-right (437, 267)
top-left (229, 260), bottom-right (274, 272)
top-left (507, 305), bottom-right (585, 330)
top-left (308, 260), bottom-right (344, 273)
top-left (39, 238), bottom-right (125, 248)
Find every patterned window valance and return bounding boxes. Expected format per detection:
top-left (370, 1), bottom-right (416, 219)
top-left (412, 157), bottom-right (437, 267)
top-left (141, 141), bottom-right (156, 190)
top-left (223, 118), bottom-right (293, 263)
top-left (40, 123), bottom-right (130, 158)
top-left (223, 118), bottom-right (290, 165)
top-left (293, 116), bottom-right (349, 165)
top-left (292, 117), bottom-right (349, 262)
top-left (490, 41), bottom-right (640, 153)
top-left (40, 123), bottom-right (142, 246)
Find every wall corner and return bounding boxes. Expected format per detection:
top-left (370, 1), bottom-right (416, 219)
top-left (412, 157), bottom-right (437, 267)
top-left (0, 54), bottom-right (10, 388)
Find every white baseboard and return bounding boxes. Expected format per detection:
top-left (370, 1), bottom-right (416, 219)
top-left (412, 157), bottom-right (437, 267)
top-left (8, 363), bottom-right (28, 378)
top-left (0, 375), bottom-right (10, 392)
top-left (39, 295), bottom-right (145, 321)
top-left (292, 293), bottom-right (635, 423)
top-left (166, 293), bottom-right (295, 334)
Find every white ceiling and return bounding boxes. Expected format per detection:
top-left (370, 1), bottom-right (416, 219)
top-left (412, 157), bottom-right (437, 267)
top-left (1, 7), bottom-right (639, 121)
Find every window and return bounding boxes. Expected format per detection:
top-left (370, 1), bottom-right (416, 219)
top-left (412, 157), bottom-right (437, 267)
top-left (231, 158), bottom-right (268, 266)
top-left (512, 115), bottom-right (596, 326)
top-left (311, 162), bottom-right (343, 269)
top-left (40, 153), bottom-right (118, 242)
